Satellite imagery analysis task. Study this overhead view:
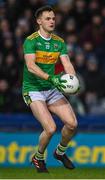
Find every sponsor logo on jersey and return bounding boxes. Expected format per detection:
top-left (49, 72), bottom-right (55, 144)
top-left (36, 51), bottom-right (60, 64)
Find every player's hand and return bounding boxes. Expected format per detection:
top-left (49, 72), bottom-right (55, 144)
top-left (48, 74), bottom-right (67, 92)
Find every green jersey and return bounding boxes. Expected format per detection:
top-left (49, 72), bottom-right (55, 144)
top-left (22, 31), bottom-right (67, 92)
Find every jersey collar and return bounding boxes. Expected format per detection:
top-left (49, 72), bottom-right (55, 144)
top-left (38, 30), bottom-right (51, 41)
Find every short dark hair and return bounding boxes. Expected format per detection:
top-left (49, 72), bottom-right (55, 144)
top-left (35, 5), bottom-right (54, 19)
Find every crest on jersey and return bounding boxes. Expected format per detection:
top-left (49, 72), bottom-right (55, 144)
top-left (54, 43), bottom-right (58, 49)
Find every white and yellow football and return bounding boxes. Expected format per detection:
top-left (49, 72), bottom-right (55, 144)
top-left (61, 74), bottom-right (80, 94)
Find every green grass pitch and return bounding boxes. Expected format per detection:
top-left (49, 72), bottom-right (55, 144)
top-left (0, 167), bottom-right (105, 179)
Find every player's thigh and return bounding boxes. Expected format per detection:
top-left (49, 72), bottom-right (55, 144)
top-left (30, 101), bottom-right (56, 132)
top-left (48, 98), bottom-right (77, 127)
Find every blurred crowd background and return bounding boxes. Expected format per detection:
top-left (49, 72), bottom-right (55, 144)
top-left (0, 0), bottom-right (105, 115)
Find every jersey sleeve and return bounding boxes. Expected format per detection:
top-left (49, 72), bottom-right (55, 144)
top-left (60, 41), bottom-right (68, 56)
top-left (23, 38), bottom-right (36, 54)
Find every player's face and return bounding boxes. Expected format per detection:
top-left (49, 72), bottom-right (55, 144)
top-left (37, 11), bottom-right (55, 33)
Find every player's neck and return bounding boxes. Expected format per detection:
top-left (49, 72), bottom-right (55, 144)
top-left (38, 29), bottom-right (51, 40)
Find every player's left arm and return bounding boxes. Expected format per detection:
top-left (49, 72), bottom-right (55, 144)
top-left (60, 54), bottom-right (76, 75)
top-left (59, 40), bottom-right (76, 75)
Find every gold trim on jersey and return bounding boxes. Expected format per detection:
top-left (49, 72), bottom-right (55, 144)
top-left (51, 34), bottom-right (64, 43)
top-left (35, 51), bottom-right (60, 64)
top-left (27, 32), bottom-right (39, 40)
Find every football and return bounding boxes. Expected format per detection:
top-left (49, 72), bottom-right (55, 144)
top-left (61, 74), bottom-right (80, 94)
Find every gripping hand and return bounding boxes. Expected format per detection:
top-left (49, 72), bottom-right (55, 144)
top-left (48, 74), bottom-right (67, 92)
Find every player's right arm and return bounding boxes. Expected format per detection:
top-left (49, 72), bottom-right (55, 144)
top-left (23, 38), bottom-right (49, 80)
top-left (24, 53), bottom-right (49, 80)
